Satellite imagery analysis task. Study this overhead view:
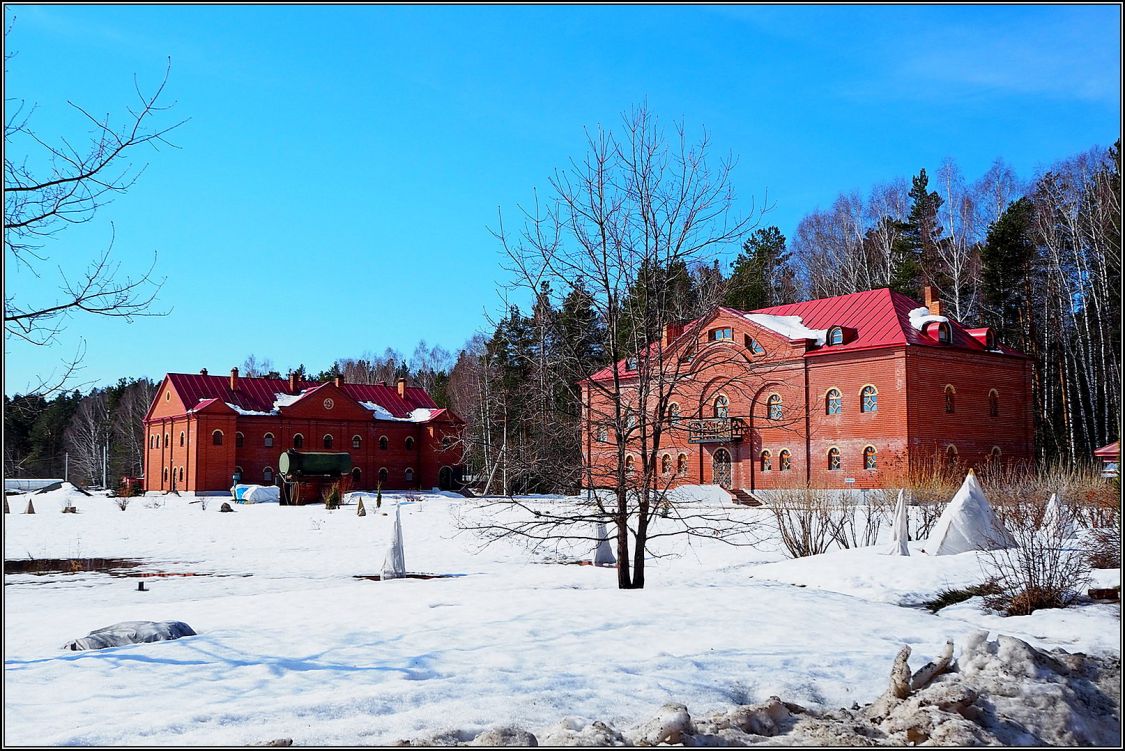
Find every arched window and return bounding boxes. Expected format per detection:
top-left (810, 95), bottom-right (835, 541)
top-left (625, 455), bottom-right (636, 475)
top-left (442, 436), bottom-right (452, 450)
top-left (379, 435), bottom-right (389, 450)
top-left (667, 403), bottom-right (681, 423)
top-left (760, 450), bottom-right (772, 472)
top-left (945, 444), bottom-right (959, 467)
top-left (264, 433), bottom-right (274, 448)
top-left (596, 424), bottom-right (609, 443)
top-left (404, 467), bottom-right (415, 483)
top-left (625, 356), bottom-right (638, 371)
top-left (352, 435), bottom-right (362, 449)
top-left (405, 436), bottom-right (415, 451)
top-left (212, 430), bottom-right (223, 446)
top-left (162, 467), bottom-right (169, 482)
top-left (863, 445), bottom-right (877, 470)
top-left (323, 434), bottom-right (334, 449)
top-left (990, 446), bottom-right (1002, 462)
top-left (179, 466), bottom-right (184, 483)
top-left (828, 327), bottom-right (844, 345)
top-left (937, 322), bottom-right (952, 344)
top-left (263, 467), bottom-right (274, 483)
top-left (989, 390), bottom-right (999, 418)
top-left (826, 389), bottom-right (842, 415)
top-left (745, 335), bottom-right (765, 355)
top-left (351, 467), bottom-right (362, 484)
top-left (149, 435), bottom-right (154, 449)
top-left (779, 449), bottom-right (792, 471)
top-left (625, 408), bottom-right (637, 430)
top-left (677, 453), bottom-right (688, 477)
top-left (164, 433), bottom-right (170, 448)
top-left (235, 432), bottom-right (244, 448)
top-left (944, 385), bottom-right (955, 414)
top-left (713, 394), bottom-right (729, 418)
top-left (662, 454), bottom-right (672, 475)
top-left (180, 431), bottom-right (186, 447)
top-left (293, 433), bottom-right (304, 449)
top-left (378, 467), bottom-right (388, 484)
top-left (828, 447), bottom-right (841, 471)
top-left (767, 393), bottom-right (783, 421)
top-left (861, 385), bottom-right (878, 413)
top-left (235, 465), bottom-right (244, 480)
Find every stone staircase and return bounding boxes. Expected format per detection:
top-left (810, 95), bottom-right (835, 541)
top-left (729, 488), bottom-right (762, 506)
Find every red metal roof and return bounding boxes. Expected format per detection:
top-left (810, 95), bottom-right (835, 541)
top-left (583, 288), bottom-right (1027, 381)
top-left (1093, 441), bottom-right (1119, 458)
top-left (165, 373), bottom-right (444, 420)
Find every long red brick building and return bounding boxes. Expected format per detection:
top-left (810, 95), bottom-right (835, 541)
top-left (580, 287), bottom-right (1034, 494)
top-left (144, 370), bottom-right (464, 493)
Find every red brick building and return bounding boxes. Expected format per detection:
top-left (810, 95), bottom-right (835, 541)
top-left (580, 287), bottom-right (1034, 493)
top-left (143, 370), bottom-right (464, 493)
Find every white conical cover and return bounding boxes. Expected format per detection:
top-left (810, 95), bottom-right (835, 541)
top-left (593, 522), bottom-right (616, 566)
top-left (1042, 493), bottom-right (1076, 540)
top-left (382, 502), bottom-right (406, 579)
top-left (883, 490), bottom-right (910, 556)
top-left (926, 470), bottom-right (1016, 555)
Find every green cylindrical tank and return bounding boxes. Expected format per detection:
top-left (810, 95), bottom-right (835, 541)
top-left (278, 450), bottom-right (352, 478)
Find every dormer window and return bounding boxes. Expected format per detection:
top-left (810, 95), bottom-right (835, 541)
top-left (625, 356), bottom-right (638, 372)
top-left (709, 327), bottom-right (734, 341)
top-left (985, 330), bottom-right (996, 349)
top-left (937, 322), bottom-right (952, 344)
top-left (827, 327), bottom-right (844, 346)
top-left (745, 335), bottom-right (765, 355)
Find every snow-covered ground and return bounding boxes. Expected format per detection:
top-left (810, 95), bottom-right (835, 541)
top-left (3, 487), bottom-right (1120, 746)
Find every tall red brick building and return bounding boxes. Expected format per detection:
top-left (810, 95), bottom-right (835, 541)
top-left (580, 287), bottom-right (1034, 493)
top-left (143, 370), bottom-right (464, 493)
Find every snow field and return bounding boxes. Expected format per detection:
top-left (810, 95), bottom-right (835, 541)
top-left (3, 489), bottom-right (1119, 746)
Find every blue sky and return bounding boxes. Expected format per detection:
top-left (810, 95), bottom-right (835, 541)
top-left (3, 4), bottom-right (1120, 395)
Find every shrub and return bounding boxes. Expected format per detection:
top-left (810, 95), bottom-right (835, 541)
top-left (324, 482), bottom-right (342, 510)
top-left (923, 580), bottom-right (1003, 612)
top-left (981, 495), bottom-right (1090, 616)
top-left (767, 485), bottom-right (851, 558)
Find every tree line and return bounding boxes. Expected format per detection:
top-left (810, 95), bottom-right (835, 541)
top-left (5, 143), bottom-right (1118, 490)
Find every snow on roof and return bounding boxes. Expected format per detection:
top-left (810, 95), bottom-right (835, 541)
top-left (226, 402), bottom-right (274, 416)
top-left (744, 313), bottom-right (827, 346)
top-left (907, 306), bottom-right (949, 332)
top-left (924, 470), bottom-right (1016, 555)
top-left (272, 392), bottom-right (305, 409)
top-left (360, 402), bottom-right (437, 423)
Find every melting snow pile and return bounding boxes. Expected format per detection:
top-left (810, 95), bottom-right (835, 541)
top-left (907, 306), bottom-right (949, 332)
top-left (925, 470), bottom-right (1015, 555)
top-left (63, 621), bottom-right (196, 651)
top-left (394, 633), bottom-right (1121, 746)
top-left (743, 313), bottom-right (827, 346)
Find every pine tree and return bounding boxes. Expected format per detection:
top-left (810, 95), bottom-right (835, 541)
top-left (981, 197), bottom-right (1037, 348)
top-left (724, 226), bottom-right (794, 310)
top-left (904, 168), bottom-right (945, 294)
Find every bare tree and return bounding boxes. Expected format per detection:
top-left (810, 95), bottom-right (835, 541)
top-left (65, 391), bottom-right (109, 485)
top-left (112, 379), bottom-right (155, 477)
top-left (460, 106), bottom-right (774, 589)
top-left (4, 23), bottom-right (185, 394)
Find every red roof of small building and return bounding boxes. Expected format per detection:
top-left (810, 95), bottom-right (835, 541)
top-left (165, 373), bottom-right (443, 420)
top-left (584, 288), bottom-right (1026, 382)
top-left (1093, 441), bottom-right (1119, 458)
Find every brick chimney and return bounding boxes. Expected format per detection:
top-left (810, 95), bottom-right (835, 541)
top-left (288, 371), bottom-right (298, 393)
top-left (334, 375), bottom-right (343, 388)
top-left (396, 377), bottom-right (407, 397)
top-left (230, 367), bottom-right (239, 391)
top-left (923, 285), bottom-right (943, 316)
top-left (200, 368), bottom-right (208, 376)
top-left (663, 322), bottom-right (684, 347)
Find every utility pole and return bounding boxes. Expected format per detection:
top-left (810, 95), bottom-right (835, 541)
top-left (64, 452), bottom-right (69, 482)
top-left (102, 444), bottom-right (107, 489)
